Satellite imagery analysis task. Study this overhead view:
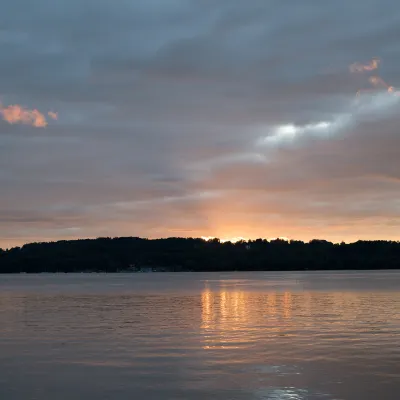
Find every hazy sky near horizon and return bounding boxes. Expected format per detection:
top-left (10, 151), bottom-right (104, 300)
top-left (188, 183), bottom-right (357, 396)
top-left (1, 0), bottom-right (400, 248)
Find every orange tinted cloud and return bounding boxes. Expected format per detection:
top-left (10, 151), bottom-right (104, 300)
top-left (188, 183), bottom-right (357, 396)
top-left (0, 103), bottom-right (57, 127)
top-left (369, 76), bottom-right (400, 95)
top-left (349, 57), bottom-right (380, 73)
top-left (352, 59), bottom-right (400, 97)
top-left (356, 76), bottom-right (400, 97)
top-left (48, 111), bottom-right (58, 120)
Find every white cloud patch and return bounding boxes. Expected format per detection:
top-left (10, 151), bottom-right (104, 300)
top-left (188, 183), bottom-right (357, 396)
top-left (256, 92), bottom-right (400, 148)
top-left (257, 121), bottom-right (332, 146)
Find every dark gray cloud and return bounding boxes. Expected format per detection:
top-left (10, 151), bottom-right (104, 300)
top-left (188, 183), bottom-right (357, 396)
top-left (1, 0), bottom-right (400, 247)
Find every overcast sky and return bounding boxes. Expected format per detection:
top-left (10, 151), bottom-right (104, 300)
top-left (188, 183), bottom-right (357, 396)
top-left (1, 0), bottom-right (400, 248)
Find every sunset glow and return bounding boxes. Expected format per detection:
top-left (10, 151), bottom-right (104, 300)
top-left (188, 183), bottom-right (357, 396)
top-left (1, 1), bottom-right (400, 248)
top-left (201, 236), bottom-right (247, 243)
top-left (200, 236), bottom-right (290, 243)
top-left (1, 2), bottom-right (400, 400)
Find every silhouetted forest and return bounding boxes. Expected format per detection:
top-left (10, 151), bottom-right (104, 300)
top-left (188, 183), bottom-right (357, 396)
top-left (1, 237), bottom-right (400, 273)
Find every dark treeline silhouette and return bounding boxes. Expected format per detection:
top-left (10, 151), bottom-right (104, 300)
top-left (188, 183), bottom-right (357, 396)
top-left (1, 237), bottom-right (400, 273)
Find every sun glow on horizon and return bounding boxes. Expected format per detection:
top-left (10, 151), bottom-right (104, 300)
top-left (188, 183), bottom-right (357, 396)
top-left (200, 236), bottom-right (290, 243)
top-left (201, 236), bottom-right (247, 243)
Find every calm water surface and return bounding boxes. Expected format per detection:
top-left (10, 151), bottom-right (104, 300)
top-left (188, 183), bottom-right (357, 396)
top-left (0, 271), bottom-right (399, 399)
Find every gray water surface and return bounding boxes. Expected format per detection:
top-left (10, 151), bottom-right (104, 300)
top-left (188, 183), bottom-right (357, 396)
top-left (0, 271), bottom-right (399, 399)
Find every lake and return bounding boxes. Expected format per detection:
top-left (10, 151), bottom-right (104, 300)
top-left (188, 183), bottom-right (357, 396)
top-left (0, 271), bottom-right (399, 399)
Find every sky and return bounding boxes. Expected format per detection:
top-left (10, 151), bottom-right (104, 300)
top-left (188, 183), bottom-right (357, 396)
top-left (1, 0), bottom-right (400, 248)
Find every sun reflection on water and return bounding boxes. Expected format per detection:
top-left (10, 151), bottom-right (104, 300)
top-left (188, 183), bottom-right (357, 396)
top-left (201, 285), bottom-right (297, 350)
top-left (200, 284), bottom-right (400, 352)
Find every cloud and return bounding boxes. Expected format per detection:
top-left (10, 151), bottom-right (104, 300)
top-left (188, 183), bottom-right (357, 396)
top-left (0, 103), bottom-right (57, 127)
top-left (350, 57), bottom-right (380, 73)
top-left (1, 0), bottom-right (400, 247)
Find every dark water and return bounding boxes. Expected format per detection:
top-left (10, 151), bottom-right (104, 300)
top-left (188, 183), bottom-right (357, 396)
top-left (0, 271), bottom-right (399, 399)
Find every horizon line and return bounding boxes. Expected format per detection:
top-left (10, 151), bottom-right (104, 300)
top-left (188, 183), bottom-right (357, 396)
top-left (2, 235), bottom-right (400, 251)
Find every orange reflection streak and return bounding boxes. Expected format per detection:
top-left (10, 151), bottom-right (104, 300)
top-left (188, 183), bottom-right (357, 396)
top-left (266, 292), bottom-right (277, 317)
top-left (220, 290), bottom-right (228, 321)
top-left (283, 292), bottom-right (292, 319)
top-left (200, 287), bottom-right (296, 350)
top-left (201, 287), bottom-right (213, 330)
top-left (201, 288), bottom-right (250, 349)
top-left (200, 288), bottom-right (400, 352)
top-left (0, 103), bottom-right (58, 127)
top-left (200, 287), bottom-right (400, 351)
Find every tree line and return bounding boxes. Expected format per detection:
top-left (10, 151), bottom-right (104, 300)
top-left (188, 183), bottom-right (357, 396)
top-left (0, 237), bottom-right (399, 273)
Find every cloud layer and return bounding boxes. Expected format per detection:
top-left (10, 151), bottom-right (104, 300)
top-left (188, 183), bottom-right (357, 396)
top-left (1, 0), bottom-right (400, 247)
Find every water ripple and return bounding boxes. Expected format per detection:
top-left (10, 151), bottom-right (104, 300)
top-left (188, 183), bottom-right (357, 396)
top-left (0, 271), bottom-right (399, 400)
